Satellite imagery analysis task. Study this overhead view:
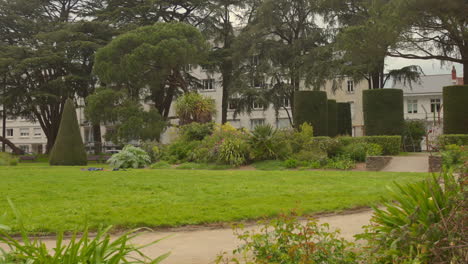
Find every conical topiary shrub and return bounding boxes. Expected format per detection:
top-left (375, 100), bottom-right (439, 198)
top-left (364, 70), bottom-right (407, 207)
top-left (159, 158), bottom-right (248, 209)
top-left (293, 91), bottom-right (328, 136)
top-left (363, 89), bottom-right (404, 136)
top-left (337, 103), bottom-right (352, 136)
top-left (49, 99), bottom-right (88, 166)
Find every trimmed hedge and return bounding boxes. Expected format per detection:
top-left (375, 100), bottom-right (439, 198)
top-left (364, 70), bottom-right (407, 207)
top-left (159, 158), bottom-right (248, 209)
top-left (294, 91), bottom-right (328, 136)
top-left (338, 136), bottom-right (401, 155)
top-left (363, 89), bottom-right (404, 136)
top-left (443, 85), bottom-right (468, 134)
top-left (337, 102), bottom-right (352, 136)
top-left (49, 99), bottom-right (88, 166)
top-left (327, 100), bottom-right (338, 137)
top-left (438, 134), bottom-right (468, 149)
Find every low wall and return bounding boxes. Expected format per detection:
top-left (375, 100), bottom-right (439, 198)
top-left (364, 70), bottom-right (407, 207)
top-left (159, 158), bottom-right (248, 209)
top-left (429, 155), bottom-right (443, 173)
top-left (366, 156), bottom-right (393, 171)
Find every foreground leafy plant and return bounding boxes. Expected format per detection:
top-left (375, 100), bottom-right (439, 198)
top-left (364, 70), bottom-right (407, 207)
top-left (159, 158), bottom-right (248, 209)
top-left (0, 200), bottom-right (169, 264)
top-left (217, 213), bottom-right (357, 264)
top-left (358, 170), bottom-right (467, 263)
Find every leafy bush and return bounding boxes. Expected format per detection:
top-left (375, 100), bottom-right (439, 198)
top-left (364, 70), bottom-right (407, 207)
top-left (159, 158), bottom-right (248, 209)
top-left (217, 214), bottom-right (357, 264)
top-left (249, 124), bottom-right (288, 161)
top-left (180, 122), bottom-right (214, 141)
top-left (342, 142), bottom-right (383, 162)
top-left (0, 200), bottom-right (169, 264)
top-left (0, 153), bottom-right (18, 166)
top-left (438, 134), bottom-right (468, 149)
top-left (289, 123), bottom-right (314, 153)
top-left (218, 138), bottom-right (250, 167)
top-left (363, 89), bottom-right (404, 136)
top-left (284, 159), bottom-right (298, 169)
top-left (441, 144), bottom-right (467, 168)
top-left (292, 150), bottom-right (327, 164)
top-left (107, 145), bottom-right (151, 169)
top-left (150, 161), bottom-right (172, 169)
top-left (402, 120), bottom-right (426, 152)
top-left (140, 141), bottom-right (162, 162)
top-left (162, 140), bottom-right (200, 164)
top-left (358, 170), bottom-right (465, 263)
top-left (312, 137), bottom-right (343, 157)
top-left (338, 136), bottom-right (401, 156)
top-left (325, 155), bottom-right (356, 170)
top-left (443, 85), bottom-right (468, 134)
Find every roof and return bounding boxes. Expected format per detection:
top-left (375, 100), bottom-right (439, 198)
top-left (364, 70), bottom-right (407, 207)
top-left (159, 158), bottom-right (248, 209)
top-left (391, 74), bottom-right (454, 95)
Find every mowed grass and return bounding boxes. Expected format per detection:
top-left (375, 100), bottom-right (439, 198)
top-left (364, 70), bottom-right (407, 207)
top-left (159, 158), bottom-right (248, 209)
top-left (0, 165), bottom-right (427, 234)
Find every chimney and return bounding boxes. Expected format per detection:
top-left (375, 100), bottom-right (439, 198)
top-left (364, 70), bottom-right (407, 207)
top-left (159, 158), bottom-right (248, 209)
top-left (451, 66), bottom-right (457, 84)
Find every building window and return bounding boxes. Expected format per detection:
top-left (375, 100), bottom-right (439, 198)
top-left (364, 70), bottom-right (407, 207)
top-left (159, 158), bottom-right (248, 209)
top-left (20, 128), bottom-right (30, 137)
top-left (19, 145), bottom-right (30, 153)
top-left (282, 98), bottom-right (291, 108)
top-left (33, 128), bottom-right (42, 137)
top-left (252, 78), bottom-right (264, 89)
top-left (250, 119), bottom-right (265, 129)
top-left (431, 99), bottom-right (441, 113)
top-left (347, 80), bottom-right (354, 93)
top-left (6, 128), bottom-right (13, 137)
top-left (202, 79), bottom-right (215, 91)
top-left (407, 99), bottom-right (418, 114)
top-left (252, 101), bottom-right (264, 110)
top-left (349, 101), bottom-right (355, 120)
top-left (228, 101), bottom-right (237, 110)
top-left (276, 118), bottom-right (291, 129)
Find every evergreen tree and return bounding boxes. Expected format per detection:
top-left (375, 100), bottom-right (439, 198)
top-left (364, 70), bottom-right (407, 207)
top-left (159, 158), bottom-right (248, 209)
top-left (49, 99), bottom-right (88, 166)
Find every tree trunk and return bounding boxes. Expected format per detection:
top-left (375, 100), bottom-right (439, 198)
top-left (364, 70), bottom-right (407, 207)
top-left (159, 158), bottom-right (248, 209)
top-left (0, 136), bottom-right (25, 155)
top-left (2, 108), bottom-right (5, 152)
top-left (221, 5), bottom-right (233, 124)
top-left (93, 123), bottom-right (102, 154)
top-left (463, 61), bottom-right (467, 85)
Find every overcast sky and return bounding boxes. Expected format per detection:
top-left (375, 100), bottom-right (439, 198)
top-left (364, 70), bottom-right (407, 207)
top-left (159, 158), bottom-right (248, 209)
top-left (386, 57), bottom-right (463, 76)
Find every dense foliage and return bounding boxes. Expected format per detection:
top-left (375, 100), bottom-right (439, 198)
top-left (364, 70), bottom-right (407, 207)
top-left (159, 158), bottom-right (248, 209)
top-left (337, 103), bottom-right (352, 136)
top-left (402, 120), bottom-right (426, 152)
top-left (0, 153), bottom-right (18, 166)
top-left (438, 134), bottom-right (468, 149)
top-left (327, 99), bottom-right (338, 137)
top-left (175, 93), bottom-right (216, 125)
top-left (293, 91), bottom-right (328, 136)
top-left (338, 136), bottom-right (402, 156)
top-left (49, 99), bottom-right (88, 166)
top-left (443, 85), bottom-right (468, 134)
top-left (363, 89), bottom-right (404, 136)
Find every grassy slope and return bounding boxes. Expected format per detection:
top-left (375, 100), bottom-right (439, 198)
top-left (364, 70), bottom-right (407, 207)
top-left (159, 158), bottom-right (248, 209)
top-left (0, 165), bottom-right (427, 233)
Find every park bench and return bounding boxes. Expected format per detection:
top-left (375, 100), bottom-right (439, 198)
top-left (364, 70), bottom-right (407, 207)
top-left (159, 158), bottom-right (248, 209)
top-left (87, 155), bottom-right (111, 163)
top-left (19, 156), bottom-right (37, 162)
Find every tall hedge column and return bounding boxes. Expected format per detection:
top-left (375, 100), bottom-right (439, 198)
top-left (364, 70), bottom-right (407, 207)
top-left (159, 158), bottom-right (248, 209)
top-left (327, 99), bottom-right (338, 137)
top-left (337, 102), bottom-right (352, 136)
top-left (363, 89), bottom-right (404, 136)
top-left (443, 85), bottom-right (468, 134)
top-left (294, 91), bottom-right (328, 136)
top-left (49, 99), bottom-right (88, 166)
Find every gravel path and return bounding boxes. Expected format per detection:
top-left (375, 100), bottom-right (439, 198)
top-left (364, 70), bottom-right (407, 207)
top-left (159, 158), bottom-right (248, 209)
top-left (382, 153), bottom-right (429, 173)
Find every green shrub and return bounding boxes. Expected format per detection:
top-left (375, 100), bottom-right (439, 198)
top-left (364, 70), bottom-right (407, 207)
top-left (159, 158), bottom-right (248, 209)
top-left (443, 85), bottom-right (468, 134)
top-left (150, 161), bottom-right (172, 169)
top-left (249, 124), bottom-right (288, 161)
top-left (175, 92), bottom-right (216, 125)
top-left (0, 153), bottom-right (18, 166)
top-left (324, 155), bottom-right (356, 170)
top-left (140, 141), bottom-right (162, 162)
top-left (289, 123), bottom-right (314, 153)
top-left (180, 122), bottom-right (214, 141)
top-left (311, 137), bottom-right (343, 157)
top-left (49, 99), bottom-right (88, 166)
top-left (342, 142), bottom-right (382, 162)
top-left (107, 145), bottom-right (151, 169)
top-left (162, 140), bottom-right (200, 163)
top-left (284, 159), bottom-right (298, 169)
top-left (363, 89), bottom-right (404, 136)
top-left (438, 134), bottom-right (468, 149)
top-left (292, 150), bottom-right (327, 164)
top-left (218, 137), bottom-right (250, 167)
top-left (293, 91), bottom-right (328, 136)
top-left (402, 120), bottom-right (426, 152)
top-left (358, 170), bottom-right (464, 263)
top-left (327, 99), bottom-right (338, 137)
top-left (337, 102), bottom-right (352, 136)
top-left (338, 136), bottom-right (401, 156)
top-left (441, 144), bottom-right (467, 168)
top-left (219, 214), bottom-right (357, 264)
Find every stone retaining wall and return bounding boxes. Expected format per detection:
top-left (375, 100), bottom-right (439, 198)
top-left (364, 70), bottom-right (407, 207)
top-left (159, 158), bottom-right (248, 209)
top-left (366, 156), bottom-right (393, 171)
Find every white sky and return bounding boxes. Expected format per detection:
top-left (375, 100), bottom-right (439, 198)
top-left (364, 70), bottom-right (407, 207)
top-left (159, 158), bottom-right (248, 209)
top-left (386, 57), bottom-right (463, 76)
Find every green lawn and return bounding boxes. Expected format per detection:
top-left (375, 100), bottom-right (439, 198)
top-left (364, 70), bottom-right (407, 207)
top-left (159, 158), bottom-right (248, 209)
top-left (0, 165), bottom-right (427, 234)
